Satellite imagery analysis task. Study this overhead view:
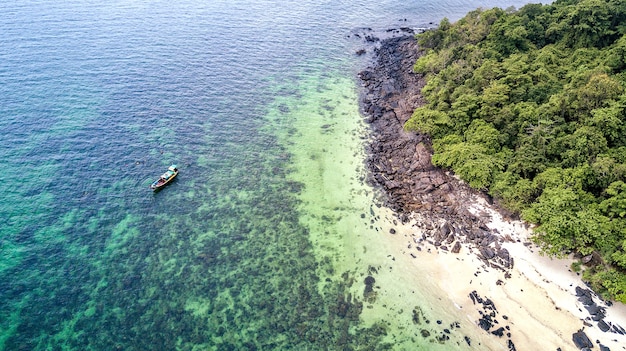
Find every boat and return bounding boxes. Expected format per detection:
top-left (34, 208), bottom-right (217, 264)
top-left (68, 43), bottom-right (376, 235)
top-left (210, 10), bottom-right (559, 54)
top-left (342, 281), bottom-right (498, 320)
top-left (150, 165), bottom-right (178, 191)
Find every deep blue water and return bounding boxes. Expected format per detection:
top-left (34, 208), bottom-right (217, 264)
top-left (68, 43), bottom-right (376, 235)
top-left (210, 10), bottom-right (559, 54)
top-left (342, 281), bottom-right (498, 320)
top-left (1, 1), bottom-right (538, 349)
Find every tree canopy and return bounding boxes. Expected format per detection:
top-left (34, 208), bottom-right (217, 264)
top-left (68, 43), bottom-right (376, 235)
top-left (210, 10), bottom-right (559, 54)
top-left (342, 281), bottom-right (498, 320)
top-left (408, 0), bottom-right (626, 302)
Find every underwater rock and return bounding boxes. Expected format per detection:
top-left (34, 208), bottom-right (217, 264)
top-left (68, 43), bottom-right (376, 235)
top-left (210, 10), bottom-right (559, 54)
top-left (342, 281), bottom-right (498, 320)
top-left (364, 275), bottom-right (376, 293)
top-left (363, 276), bottom-right (377, 303)
top-left (436, 333), bottom-right (450, 342)
top-left (412, 306), bottom-right (428, 325)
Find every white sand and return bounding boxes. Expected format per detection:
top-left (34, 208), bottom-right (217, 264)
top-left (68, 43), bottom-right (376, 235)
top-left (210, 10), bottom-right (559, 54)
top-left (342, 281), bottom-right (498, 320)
top-left (377, 193), bottom-right (626, 350)
top-left (354, 197), bottom-right (626, 350)
top-left (469, 197), bottom-right (626, 350)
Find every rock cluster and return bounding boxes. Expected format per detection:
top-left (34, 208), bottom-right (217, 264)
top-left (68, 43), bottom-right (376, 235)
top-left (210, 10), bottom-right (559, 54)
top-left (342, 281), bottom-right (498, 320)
top-left (469, 290), bottom-right (516, 350)
top-left (576, 286), bottom-right (625, 337)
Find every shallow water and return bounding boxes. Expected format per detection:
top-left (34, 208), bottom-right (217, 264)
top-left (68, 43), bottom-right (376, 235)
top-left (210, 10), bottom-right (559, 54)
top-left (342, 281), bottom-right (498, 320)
top-left (1, 0), bottom-right (537, 349)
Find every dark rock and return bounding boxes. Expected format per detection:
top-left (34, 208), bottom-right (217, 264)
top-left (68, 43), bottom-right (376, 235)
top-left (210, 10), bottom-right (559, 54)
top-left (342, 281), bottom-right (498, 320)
top-left (584, 303), bottom-right (599, 314)
top-left (497, 248), bottom-right (510, 261)
top-left (479, 246), bottom-right (496, 259)
top-left (584, 303), bottom-right (605, 318)
top-left (575, 286), bottom-right (592, 298)
top-left (611, 323), bottom-right (626, 334)
top-left (491, 327), bottom-right (505, 337)
top-left (572, 329), bottom-right (593, 349)
top-left (436, 333), bottom-right (450, 342)
top-left (483, 298), bottom-right (495, 309)
top-left (358, 70), bottom-right (374, 81)
top-left (440, 222), bottom-right (451, 235)
top-left (507, 339), bottom-right (517, 351)
top-left (364, 276), bottom-right (376, 297)
top-left (478, 316), bottom-right (492, 331)
top-left (469, 290), bottom-right (482, 304)
top-left (451, 241), bottom-right (462, 254)
top-left (592, 312), bottom-right (606, 321)
top-left (598, 320), bottom-right (610, 332)
top-left (578, 294), bottom-right (594, 306)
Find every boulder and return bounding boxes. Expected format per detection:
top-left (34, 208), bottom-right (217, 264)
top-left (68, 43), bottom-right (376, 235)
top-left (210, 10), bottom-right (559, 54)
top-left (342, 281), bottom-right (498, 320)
top-left (479, 246), bottom-right (496, 260)
top-left (497, 248), bottom-right (510, 261)
top-left (598, 320), bottom-right (610, 332)
top-left (572, 329), bottom-right (593, 349)
top-left (491, 327), bottom-right (505, 337)
top-left (451, 241), bottom-right (462, 254)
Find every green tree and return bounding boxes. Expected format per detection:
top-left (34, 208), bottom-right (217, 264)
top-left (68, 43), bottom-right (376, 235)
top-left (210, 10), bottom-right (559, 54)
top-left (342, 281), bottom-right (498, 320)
top-left (490, 171), bottom-right (536, 212)
top-left (404, 107), bottom-right (452, 138)
top-left (478, 81), bottom-right (510, 121)
top-left (432, 141), bottom-right (505, 190)
top-left (524, 186), bottom-right (582, 255)
top-left (547, 0), bottom-right (619, 48)
top-left (558, 126), bottom-right (608, 167)
top-left (600, 181), bottom-right (626, 218)
top-left (464, 119), bottom-right (502, 152)
top-left (585, 268), bottom-right (626, 303)
top-left (576, 73), bottom-right (623, 111)
top-left (587, 102), bottom-right (625, 145)
top-left (591, 156), bottom-right (626, 189)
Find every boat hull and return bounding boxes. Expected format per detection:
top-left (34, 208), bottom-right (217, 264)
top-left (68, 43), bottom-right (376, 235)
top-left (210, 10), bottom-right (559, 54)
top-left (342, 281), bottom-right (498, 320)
top-left (150, 165), bottom-right (179, 191)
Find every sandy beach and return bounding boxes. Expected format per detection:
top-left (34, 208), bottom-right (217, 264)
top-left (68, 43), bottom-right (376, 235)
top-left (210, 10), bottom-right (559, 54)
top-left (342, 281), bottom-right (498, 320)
top-left (376, 194), bottom-right (626, 350)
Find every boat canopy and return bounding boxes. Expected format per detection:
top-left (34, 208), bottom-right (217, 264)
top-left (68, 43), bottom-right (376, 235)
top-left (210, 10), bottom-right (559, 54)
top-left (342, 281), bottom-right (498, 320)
top-left (168, 165), bottom-right (177, 171)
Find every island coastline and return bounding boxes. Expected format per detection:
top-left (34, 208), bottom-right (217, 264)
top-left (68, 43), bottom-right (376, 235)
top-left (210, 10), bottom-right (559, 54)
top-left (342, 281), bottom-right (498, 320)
top-left (356, 32), bottom-right (626, 351)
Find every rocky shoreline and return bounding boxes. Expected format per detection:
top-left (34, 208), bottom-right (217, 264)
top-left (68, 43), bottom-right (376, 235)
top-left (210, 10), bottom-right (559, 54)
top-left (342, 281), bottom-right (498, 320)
top-left (358, 33), bottom-right (514, 275)
top-left (355, 32), bottom-right (625, 350)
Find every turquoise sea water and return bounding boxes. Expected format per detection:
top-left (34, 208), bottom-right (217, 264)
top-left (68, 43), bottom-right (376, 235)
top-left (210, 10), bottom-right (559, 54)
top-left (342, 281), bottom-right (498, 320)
top-left (1, 1), bottom-right (536, 349)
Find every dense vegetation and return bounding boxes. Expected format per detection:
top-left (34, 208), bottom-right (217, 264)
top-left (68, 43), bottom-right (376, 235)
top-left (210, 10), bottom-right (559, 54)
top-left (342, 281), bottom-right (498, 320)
top-left (406, 0), bottom-right (626, 302)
